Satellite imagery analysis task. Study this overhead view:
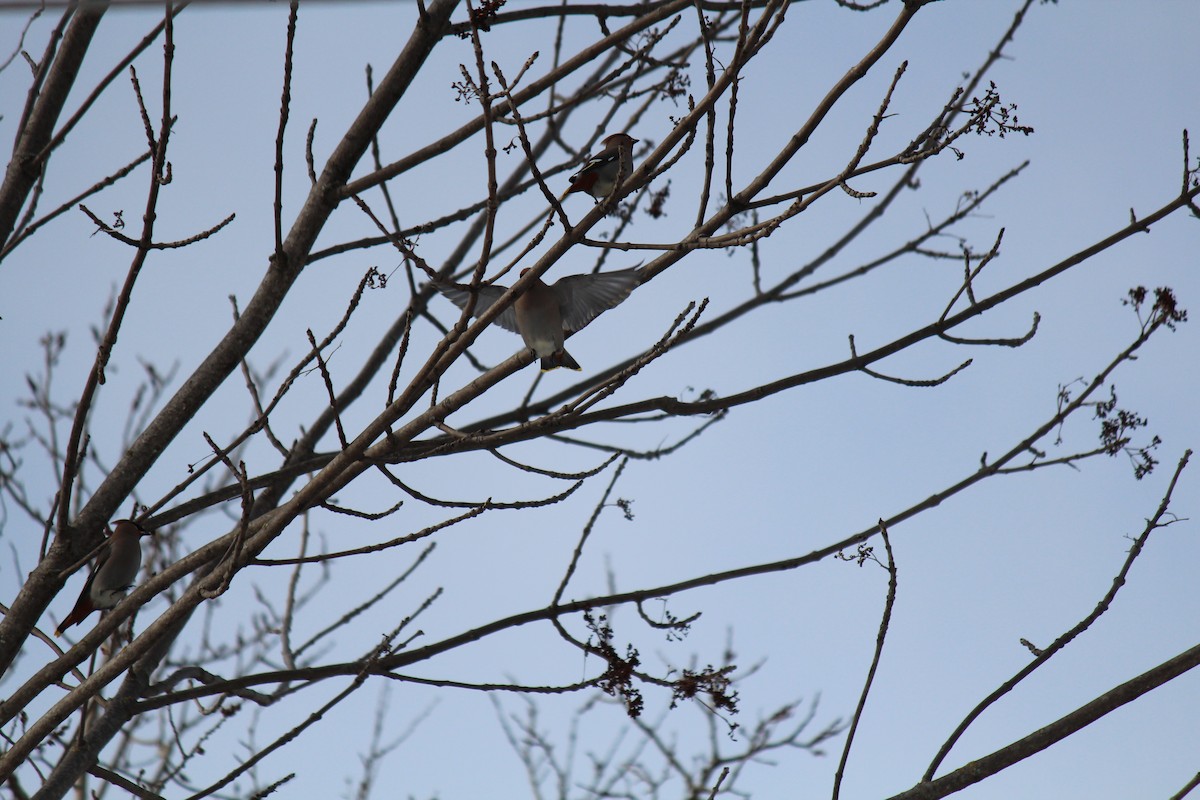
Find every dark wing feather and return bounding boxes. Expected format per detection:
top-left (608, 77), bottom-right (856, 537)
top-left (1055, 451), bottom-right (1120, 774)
top-left (554, 267), bottom-right (642, 334)
top-left (55, 550), bottom-right (106, 635)
top-left (568, 149), bottom-right (618, 184)
top-left (435, 281), bottom-right (520, 334)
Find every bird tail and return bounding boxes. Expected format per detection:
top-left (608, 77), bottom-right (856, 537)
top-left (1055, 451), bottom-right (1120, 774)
top-left (565, 171), bottom-right (595, 196)
top-left (542, 349), bottom-right (582, 371)
top-left (55, 598), bottom-right (94, 637)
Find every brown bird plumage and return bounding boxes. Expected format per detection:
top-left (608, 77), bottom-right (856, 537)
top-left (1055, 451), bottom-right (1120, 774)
top-left (438, 266), bottom-right (642, 371)
top-left (566, 133), bottom-right (638, 201)
top-left (55, 519), bottom-right (151, 637)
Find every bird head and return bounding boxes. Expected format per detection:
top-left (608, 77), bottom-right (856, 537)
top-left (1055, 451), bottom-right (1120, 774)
top-left (111, 519), bottom-right (153, 538)
top-left (603, 132), bottom-right (638, 148)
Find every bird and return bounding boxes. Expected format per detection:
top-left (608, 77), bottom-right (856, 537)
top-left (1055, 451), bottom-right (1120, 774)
top-left (55, 519), bottom-right (152, 637)
top-left (438, 266), bottom-right (642, 371)
top-left (566, 133), bottom-right (638, 202)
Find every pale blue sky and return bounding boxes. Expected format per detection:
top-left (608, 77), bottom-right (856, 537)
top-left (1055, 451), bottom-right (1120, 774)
top-left (1, 2), bottom-right (1197, 798)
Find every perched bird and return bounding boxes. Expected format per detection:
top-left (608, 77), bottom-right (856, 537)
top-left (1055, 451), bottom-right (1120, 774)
top-left (55, 519), bottom-right (151, 637)
top-left (438, 267), bottom-right (642, 371)
top-left (566, 133), bottom-right (638, 202)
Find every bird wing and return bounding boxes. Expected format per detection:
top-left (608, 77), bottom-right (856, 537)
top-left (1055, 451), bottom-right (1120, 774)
top-left (554, 267), bottom-right (642, 334)
top-left (569, 148), bottom-right (618, 183)
top-left (96, 529), bottom-right (144, 596)
top-left (55, 545), bottom-right (108, 635)
top-left (435, 281), bottom-right (520, 334)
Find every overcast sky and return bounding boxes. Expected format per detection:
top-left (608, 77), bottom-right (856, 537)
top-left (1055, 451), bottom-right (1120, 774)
top-left (2, 1), bottom-right (1198, 798)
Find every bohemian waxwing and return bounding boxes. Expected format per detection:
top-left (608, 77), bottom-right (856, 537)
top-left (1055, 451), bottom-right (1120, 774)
top-left (55, 519), bottom-right (151, 637)
top-left (438, 266), bottom-right (642, 371)
top-left (567, 133), bottom-right (638, 202)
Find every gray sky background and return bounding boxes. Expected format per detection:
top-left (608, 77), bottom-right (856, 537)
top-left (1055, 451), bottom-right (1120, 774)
top-left (1, 1), bottom-right (1198, 798)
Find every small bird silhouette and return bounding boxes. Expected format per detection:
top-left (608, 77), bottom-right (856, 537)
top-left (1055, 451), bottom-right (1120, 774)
top-left (438, 266), bottom-right (641, 371)
top-left (566, 133), bottom-right (638, 202)
top-left (56, 519), bottom-right (152, 637)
